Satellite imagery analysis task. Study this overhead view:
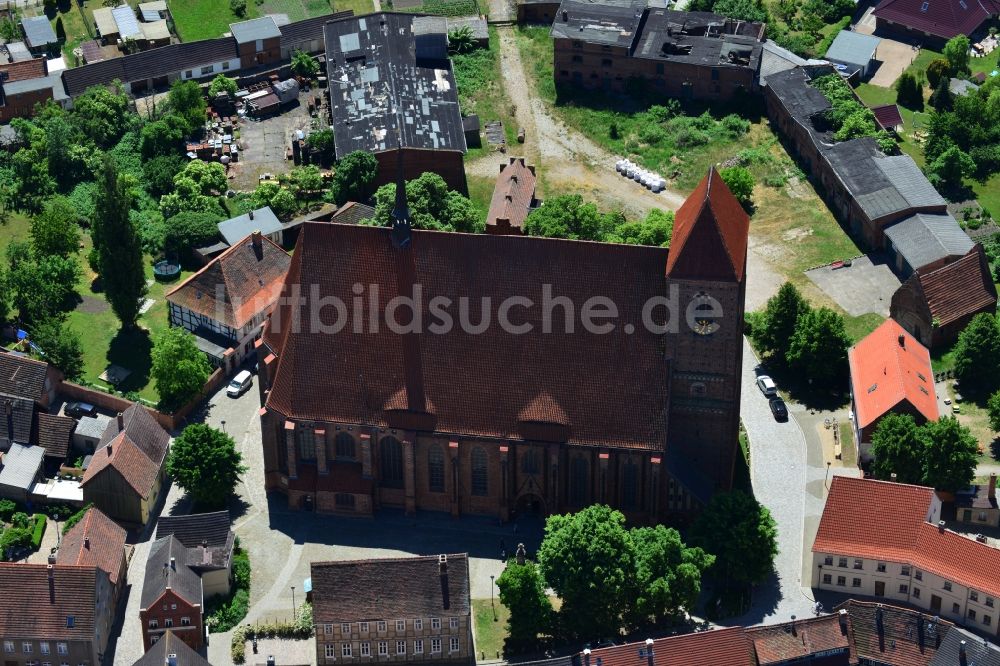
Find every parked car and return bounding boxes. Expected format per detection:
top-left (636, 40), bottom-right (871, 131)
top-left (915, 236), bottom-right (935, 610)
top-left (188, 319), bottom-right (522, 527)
top-left (227, 370), bottom-right (253, 398)
top-left (769, 397), bottom-right (788, 421)
top-left (64, 401), bottom-right (97, 418)
top-left (756, 375), bottom-right (777, 396)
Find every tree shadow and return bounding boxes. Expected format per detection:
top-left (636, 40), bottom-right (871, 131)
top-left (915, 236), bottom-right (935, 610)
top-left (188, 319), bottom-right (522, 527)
top-left (106, 327), bottom-right (153, 395)
top-left (553, 82), bottom-right (765, 123)
top-left (755, 356), bottom-right (849, 411)
top-left (990, 438), bottom-right (1000, 462)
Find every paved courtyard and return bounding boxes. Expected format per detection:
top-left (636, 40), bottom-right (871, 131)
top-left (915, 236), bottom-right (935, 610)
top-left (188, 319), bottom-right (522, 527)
top-left (805, 255), bottom-right (900, 317)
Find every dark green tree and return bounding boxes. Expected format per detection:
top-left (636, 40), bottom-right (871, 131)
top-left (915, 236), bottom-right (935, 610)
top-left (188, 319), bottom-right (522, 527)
top-left (139, 114), bottom-right (186, 160)
top-left (719, 166), bottom-right (754, 209)
top-left (166, 423), bottom-right (247, 508)
top-left (926, 58), bottom-right (950, 88)
top-left (330, 150), bottom-right (378, 205)
top-left (869, 412), bottom-right (925, 484)
top-left (537, 505), bottom-right (635, 641)
top-left (630, 525), bottom-right (714, 627)
top-left (942, 35), bottom-right (970, 75)
top-left (895, 71), bottom-right (924, 111)
top-left (929, 75), bottom-right (953, 111)
top-left (523, 194), bottom-right (617, 242)
top-left (72, 82), bottom-right (131, 148)
top-left (208, 74), bottom-right (238, 99)
top-left (953, 312), bottom-right (1000, 397)
top-left (988, 389), bottom-right (1000, 432)
top-left (30, 317), bottom-right (84, 379)
top-left (371, 173), bottom-right (484, 233)
top-left (143, 154), bottom-right (188, 198)
top-left (605, 209), bottom-right (674, 247)
top-left (786, 306), bottom-right (851, 389)
top-left (496, 556), bottom-right (552, 655)
top-left (753, 282), bottom-right (810, 360)
top-left (307, 128), bottom-right (336, 167)
top-left (926, 144), bottom-right (975, 190)
top-left (920, 417), bottom-right (978, 492)
top-left (92, 155), bottom-right (147, 328)
top-left (151, 326), bottom-right (212, 410)
top-left (689, 490), bottom-right (778, 586)
top-left (290, 50), bottom-right (319, 78)
top-left (167, 80), bottom-right (207, 135)
top-left (30, 196), bottom-right (81, 258)
top-left (6, 241), bottom-right (80, 325)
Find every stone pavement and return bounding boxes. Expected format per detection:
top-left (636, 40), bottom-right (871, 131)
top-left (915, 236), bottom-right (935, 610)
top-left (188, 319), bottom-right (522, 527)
top-left (805, 255), bottom-right (899, 318)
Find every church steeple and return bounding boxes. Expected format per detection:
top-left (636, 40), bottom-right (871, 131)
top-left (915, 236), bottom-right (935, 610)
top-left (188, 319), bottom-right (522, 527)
top-left (390, 142), bottom-right (412, 250)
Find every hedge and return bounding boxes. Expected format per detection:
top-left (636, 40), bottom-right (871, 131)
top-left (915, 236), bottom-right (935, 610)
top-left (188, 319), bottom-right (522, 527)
top-left (814, 16), bottom-right (852, 58)
top-left (62, 503), bottom-right (93, 535)
top-left (30, 515), bottom-right (46, 550)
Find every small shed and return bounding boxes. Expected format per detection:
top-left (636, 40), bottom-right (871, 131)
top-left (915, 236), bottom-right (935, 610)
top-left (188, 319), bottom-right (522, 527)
top-left (272, 78), bottom-right (300, 104)
top-left (81, 40), bottom-right (107, 64)
top-left (73, 413), bottom-right (111, 454)
top-left (93, 7), bottom-right (120, 42)
top-left (217, 206), bottom-right (283, 245)
top-left (112, 5), bottom-right (143, 41)
top-left (138, 0), bottom-right (168, 22)
top-left (5, 41), bottom-right (32, 62)
top-left (0, 443), bottom-right (46, 502)
top-left (949, 77), bottom-right (979, 97)
top-left (21, 16), bottom-right (58, 54)
top-left (140, 19), bottom-right (171, 46)
top-left (463, 114), bottom-right (481, 149)
top-left (870, 104), bottom-right (903, 132)
top-left (824, 30), bottom-right (881, 79)
top-left (445, 16), bottom-right (489, 48)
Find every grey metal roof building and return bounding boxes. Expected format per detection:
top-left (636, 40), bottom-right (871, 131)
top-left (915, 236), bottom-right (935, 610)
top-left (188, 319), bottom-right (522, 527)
top-left (0, 442), bottom-right (45, 499)
top-left (634, 9), bottom-right (765, 70)
top-left (550, 0), bottom-right (646, 48)
top-left (884, 212), bottom-right (974, 273)
top-left (218, 206), bottom-right (282, 246)
top-left (138, 1), bottom-right (167, 22)
top-left (21, 16), bottom-right (58, 50)
top-left (929, 627), bottom-right (1000, 666)
top-left (824, 30), bottom-right (881, 77)
top-left (4, 71), bottom-right (69, 102)
top-left (112, 5), bottom-right (143, 40)
top-left (230, 16), bottom-right (281, 44)
top-left (324, 12), bottom-right (467, 155)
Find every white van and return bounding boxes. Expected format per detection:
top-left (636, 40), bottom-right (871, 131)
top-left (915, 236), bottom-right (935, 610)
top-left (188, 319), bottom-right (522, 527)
top-left (227, 370), bottom-right (253, 398)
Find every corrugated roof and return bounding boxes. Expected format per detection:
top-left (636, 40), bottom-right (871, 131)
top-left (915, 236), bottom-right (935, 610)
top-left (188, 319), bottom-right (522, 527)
top-left (278, 10), bottom-right (353, 50)
top-left (884, 212), bottom-right (973, 271)
top-left (824, 30), bottom-right (881, 68)
top-left (93, 7), bottom-right (118, 36)
top-left (0, 442), bottom-right (45, 490)
top-left (138, 0), bottom-right (167, 22)
top-left (21, 16), bottom-right (57, 48)
top-left (848, 318), bottom-right (938, 429)
top-left (217, 206), bottom-right (283, 245)
top-left (112, 5), bottom-right (142, 40)
top-left (550, 0), bottom-right (646, 47)
top-left (230, 16), bottom-right (281, 43)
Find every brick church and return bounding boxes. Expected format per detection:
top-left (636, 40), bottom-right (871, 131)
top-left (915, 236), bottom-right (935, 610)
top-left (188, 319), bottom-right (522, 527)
top-left (256, 167), bottom-right (749, 524)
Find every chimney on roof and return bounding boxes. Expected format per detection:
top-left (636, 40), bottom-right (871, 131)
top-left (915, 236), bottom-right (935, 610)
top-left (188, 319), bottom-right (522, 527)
top-left (790, 615), bottom-right (797, 636)
top-left (267, 657), bottom-right (276, 666)
top-left (516, 543), bottom-right (526, 566)
top-left (838, 609), bottom-right (848, 635)
top-left (511, 174), bottom-right (518, 184)
top-left (4, 399), bottom-right (12, 442)
top-left (439, 554), bottom-right (450, 610)
top-left (645, 638), bottom-right (654, 666)
top-left (48, 563), bottom-right (55, 603)
top-left (117, 412), bottom-right (124, 432)
top-left (170, 557), bottom-right (176, 571)
top-left (84, 537), bottom-right (90, 549)
top-left (249, 209), bottom-right (255, 220)
top-left (106, 442), bottom-right (112, 457)
top-left (48, 551), bottom-right (56, 565)
top-left (898, 334), bottom-right (905, 348)
top-left (891, 473), bottom-right (898, 482)
top-left (938, 520), bottom-right (946, 533)
top-left (583, 648), bottom-right (591, 666)
top-left (167, 654), bottom-right (178, 666)
top-left (960, 640), bottom-right (967, 660)
top-left (251, 229), bottom-right (263, 255)
top-left (990, 473), bottom-right (996, 500)
top-left (562, 9), bottom-right (568, 20)
top-left (875, 605), bottom-right (884, 636)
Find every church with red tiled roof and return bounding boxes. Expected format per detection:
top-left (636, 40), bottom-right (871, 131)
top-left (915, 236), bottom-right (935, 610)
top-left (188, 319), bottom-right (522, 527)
top-left (256, 167), bottom-right (749, 523)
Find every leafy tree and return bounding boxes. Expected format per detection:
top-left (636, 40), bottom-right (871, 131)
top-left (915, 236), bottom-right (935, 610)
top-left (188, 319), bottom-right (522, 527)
top-left (786, 306), bottom-right (851, 389)
top-left (92, 155), bottom-right (147, 328)
top-left (371, 173), bottom-right (484, 233)
top-left (693, 0), bottom-right (771, 22)
top-left (605, 209), bottom-right (674, 247)
top-left (45, 115), bottom-right (78, 187)
top-left (753, 282), bottom-right (809, 360)
top-left (250, 181), bottom-right (298, 221)
top-left (288, 165), bottom-right (324, 201)
top-left (143, 155), bottom-right (188, 198)
top-left (448, 26), bottom-right (476, 54)
top-left (330, 150), bottom-right (378, 205)
top-left (143, 210), bottom-right (223, 257)
top-left (72, 82), bottom-right (130, 148)
top-left (0, 266), bottom-right (9, 325)
top-left (921, 417), bottom-right (978, 492)
top-left (151, 326), bottom-right (212, 410)
top-left (719, 166), bottom-right (754, 209)
top-left (524, 194), bottom-right (617, 241)
top-left (869, 412), bottom-right (925, 484)
top-left (160, 159), bottom-right (227, 217)
top-left (30, 196), bottom-right (81, 258)
top-left (167, 80), bottom-right (207, 135)
top-left (630, 525), bottom-right (714, 627)
top-left (943, 34), bottom-right (970, 75)
top-left (929, 75), bottom-right (953, 111)
top-left (834, 108), bottom-right (879, 141)
top-left (953, 312), bottom-right (1000, 397)
top-left (208, 74), bottom-right (238, 99)
top-left (30, 317), bottom-right (84, 379)
top-left (926, 144), bottom-right (975, 190)
top-left (140, 114), bottom-right (186, 160)
top-left (689, 490), bottom-right (777, 586)
top-left (290, 50), bottom-right (319, 78)
top-left (11, 147), bottom-right (56, 212)
top-left (230, 0), bottom-right (247, 17)
top-left (496, 557), bottom-right (552, 654)
top-left (537, 505), bottom-right (635, 641)
top-left (925, 58), bottom-right (950, 89)
top-left (6, 241), bottom-right (81, 325)
top-left (166, 423), bottom-right (247, 508)
top-left (55, 16), bottom-right (65, 41)
top-left (895, 71), bottom-right (924, 111)
top-left (988, 389), bottom-right (1000, 432)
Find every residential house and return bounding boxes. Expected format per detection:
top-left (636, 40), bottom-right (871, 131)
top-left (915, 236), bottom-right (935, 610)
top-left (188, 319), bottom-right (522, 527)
top-left (81, 405), bottom-right (170, 526)
top-left (230, 16), bottom-right (282, 69)
top-left (747, 613), bottom-right (852, 665)
top-left (167, 230), bottom-right (291, 370)
top-left (132, 630), bottom-right (210, 666)
top-left (890, 244), bottom-right (998, 348)
top-left (838, 599), bottom-right (953, 665)
top-left (139, 536), bottom-right (205, 653)
top-left (883, 212), bottom-right (974, 278)
top-left (955, 473), bottom-right (999, 529)
top-left (0, 351), bottom-right (62, 448)
top-left (824, 30), bottom-right (881, 79)
top-left (929, 626), bottom-right (1000, 666)
top-left (871, 0), bottom-right (1000, 48)
top-left (311, 554), bottom-right (473, 665)
top-left (155, 511), bottom-right (236, 598)
top-left (56, 506), bottom-right (128, 605)
top-left (36, 412), bottom-right (76, 468)
top-left (21, 16), bottom-right (58, 55)
top-left (848, 318), bottom-right (938, 461)
top-left (258, 168), bottom-right (749, 522)
top-left (73, 413), bottom-right (111, 455)
top-left (217, 206), bottom-right (284, 248)
top-left (585, 626), bottom-right (755, 666)
top-left (485, 157), bottom-right (538, 235)
top-left (0, 58), bottom-right (68, 123)
top-left (552, 5), bottom-right (765, 101)
top-left (324, 13), bottom-right (469, 194)
top-left (0, 442), bottom-right (45, 502)
top-left (812, 476), bottom-right (1000, 636)
top-left (0, 562), bottom-right (116, 665)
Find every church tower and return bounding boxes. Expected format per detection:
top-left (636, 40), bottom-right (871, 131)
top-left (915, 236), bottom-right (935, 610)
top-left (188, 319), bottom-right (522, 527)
top-left (664, 167), bottom-right (750, 497)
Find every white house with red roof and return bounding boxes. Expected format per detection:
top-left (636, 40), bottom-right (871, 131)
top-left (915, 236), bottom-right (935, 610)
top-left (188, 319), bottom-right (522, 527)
top-left (812, 476), bottom-right (1000, 636)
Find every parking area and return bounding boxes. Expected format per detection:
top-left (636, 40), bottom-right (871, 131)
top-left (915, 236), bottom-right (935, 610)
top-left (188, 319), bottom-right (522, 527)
top-left (868, 37), bottom-right (920, 88)
top-left (805, 255), bottom-right (900, 317)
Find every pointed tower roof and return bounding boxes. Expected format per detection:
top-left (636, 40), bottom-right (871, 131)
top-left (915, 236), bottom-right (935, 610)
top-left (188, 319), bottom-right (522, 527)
top-left (666, 167), bottom-right (750, 282)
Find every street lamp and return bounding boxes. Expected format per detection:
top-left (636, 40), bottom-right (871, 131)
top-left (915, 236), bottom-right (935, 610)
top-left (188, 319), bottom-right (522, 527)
top-left (490, 575), bottom-right (497, 622)
top-left (291, 585), bottom-right (296, 620)
top-left (825, 461), bottom-right (831, 489)
top-left (221, 420), bottom-right (227, 434)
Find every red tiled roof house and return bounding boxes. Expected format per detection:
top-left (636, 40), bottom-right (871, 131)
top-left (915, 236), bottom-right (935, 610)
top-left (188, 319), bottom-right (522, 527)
top-left (485, 158), bottom-right (538, 235)
top-left (848, 318), bottom-right (938, 462)
top-left (56, 507), bottom-right (129, 606)
top-left (812, 476), bottom-right (1000, 636)
top-left (139, 536), bottom-right (205, 653)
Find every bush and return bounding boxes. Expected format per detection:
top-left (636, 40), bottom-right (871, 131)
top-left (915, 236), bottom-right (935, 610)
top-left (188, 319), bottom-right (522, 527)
top-left (207, 588), bottom-right (249, 633)
top-left (233, 549), bottom-right (250, 590)
top-left (674, 127), bottom-right (710, 147)
top-left (639, 125), bottom-right (668, 145)
top-left (0, 527), bottom-right (31, 559)
top-left (721, 114), bottom-right (751, 137)
top-left (230, 0), bottom-right (248, 16)
top-left (232, 614), bottom-right (314, 663)
top-left (0, 499), bottom-right (17, 522)
top-left (10, 512), bottom-right (30, 529)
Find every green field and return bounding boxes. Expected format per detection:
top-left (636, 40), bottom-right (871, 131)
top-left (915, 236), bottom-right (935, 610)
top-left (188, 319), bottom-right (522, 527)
top-left (454, 26), bottom-right (518, 159)
top-left (168, 0), bottom-right (260, 42)
top-left (472, 598), bottom-right (509, 661)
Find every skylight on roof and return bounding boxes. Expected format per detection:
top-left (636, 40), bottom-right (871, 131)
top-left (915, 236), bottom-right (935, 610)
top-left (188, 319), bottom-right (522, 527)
top-left (920, 1), bottom-right (929, 10)
top-left (868, 383), bottom-right (878, 393)
top-left (959, 0), bottom-right (967, 8)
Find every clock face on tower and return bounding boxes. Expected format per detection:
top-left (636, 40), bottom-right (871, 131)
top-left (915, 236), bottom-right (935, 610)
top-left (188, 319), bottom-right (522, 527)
top-left (694, 319), bottom-right (715, 336)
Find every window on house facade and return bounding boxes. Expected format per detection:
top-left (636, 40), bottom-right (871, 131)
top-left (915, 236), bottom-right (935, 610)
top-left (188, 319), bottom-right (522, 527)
top-left (396, 620), bottom-right (405, 632)
top-left (335, 432), bottom-right (355, 460)
top-left (572, 40), bottom-right (582, 48)
top-left (471, 447), bottom-right (488, 496)
top-left (853, 559), bottom-right (863, 570)
top-left (378, 641), bottom-right (388, 655)
top-left (335, 493), bottom-right (355, 509)
top-left (325, 644), bottom-right (335, 658)
top-left (165, 619), bottom-right (173, 628)
top-left (297, 427), bottom-right (316, 461)
top-left (431, 618), bottom-right (441, 630)
top-left (450, 617), bottom-right (459, 629)
top-left (414, 639), bottom-right (424, 653)
top-left (380, 437), bottom-right (404, 488)
top-left (622, 459), bottom-right (638, 510)
top-left (181, 617), bottom-right (190, 626)
top-left (343, 623), bottom-right (352, 634)
top-left (823, 574), bottom-right (832, 585)
top-left (57, 644), bottom-right (67, 655)
top-left (201, 65), bottom-right (213, 75)
top-left (824, 555), bottom-right (833, 565)
top-left (6, 641), bottom-right (17, 653)
top-left (377, 621), bottom-right (387, 632)
top-left (915, 570), bottom-right (923, 580)
top-left (838, 557), bottom-right (847, 568)
top-left (396, 640), bottom-right (406, 654)
top-left (149, 619), bottom-right (158, 628)
top-left (953, 603), bottom-right (961, 614)
top-left (22, 643), bottom-right (32, 653)
top-left (837, 576), bottom-right (846, 586)
top-left (360, 642), bottom-right (371, 656)
top-left (40, 644), bottom-right (49, 655)
top-left (914, 587), bottom-right (921, 598)
top-left (415, 619), bottom-right (423, 630)
top-left (968, 609), bottom-right (976, 620)
top-left (899, 585), bottom-right (908, 594)
top-left (944, 581), bottom-right (952, 591)
top-left (342, 643), bottom-right (352, 657)
top-left (877, 562), bottom-right (886, 572)
top-left (902, 565), bottom-right (911, 576)
top-left (852, 578), bottom-right (861, 588)
top-left (432, 638), bottom-right (442, 653)
top-left (521, 449), bottom-right (539, 474)
top-left (222, 60), bottom-right (231, 70)
top-left (972, 592), bottom-right (979, 602)
top-left (450, 637), bottom-right (460, 652)
top-left (361, 622), bottom-right (369, 633)
top-left (984, 615), bottom-right (992, 625)
top-left (570, 456), bottom-right (589, 506)
top-left (324, 624), bottom-right (332, 634)
top-left (429, 445), bottom-right (445, 492)
top-left (987, 597), bottom-right (995, 608)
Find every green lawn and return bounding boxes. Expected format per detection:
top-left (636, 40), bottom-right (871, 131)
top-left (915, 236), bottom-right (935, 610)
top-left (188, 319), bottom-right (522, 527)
top-left (838, 420), bottom-right (856, 468)
top-left (472, 598), bottom-right (508, 661)
top-left (843, 313), bottom-right (886, 343)
top-left (467, 174), bottom-right (495, 224)
top-left (332, 0), bottom-right (375, 15)
top-left (168, 0), bottom-right (260, 42)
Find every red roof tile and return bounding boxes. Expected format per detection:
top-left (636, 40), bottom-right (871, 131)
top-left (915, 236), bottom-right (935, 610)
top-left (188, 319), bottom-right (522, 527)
top-left (840, 599), bottom-right (952, 666)
top-left (35, 412), bottom-right (76, 458)
top-left (848, 318), bottom-right (938, 429)
top-left (913, 245), bottom-right (997, 327)
top-left (82, 432), bottom-right (161, 498)
top-left (0, 562), bottom-right (98, 640)
top-left (872, 0), bottom-right (999, 41)
top-left (587, 626), bottom-right (755, 666)
top-left (814, 477), bottom-right (1000, 598)
top-left (57, 507), bottom-right (127, 585)
top-left (748, 615), bottom-right (850, 664)
top-left (486, 157), bottom-right (537, 233)
top-left (166, 233), bottom-right (291, 329)
top-left (666, 167), bottom-right (750, 282)
top-left (0, 58), bottom-right (46, 83)
top-left (872, 103), bottom-right (904, 130)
